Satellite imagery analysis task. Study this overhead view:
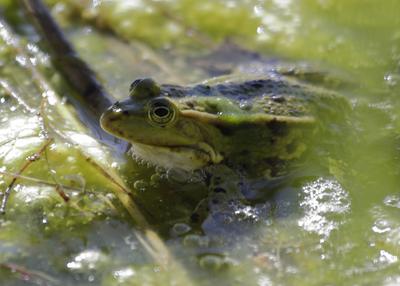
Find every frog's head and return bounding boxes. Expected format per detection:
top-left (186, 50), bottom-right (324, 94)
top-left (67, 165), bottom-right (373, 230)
top-left (100, 78), bottom-right (223, 171)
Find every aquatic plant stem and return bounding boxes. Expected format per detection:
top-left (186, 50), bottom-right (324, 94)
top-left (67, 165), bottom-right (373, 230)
top-left (0, 262), bottom-right (60, 285)
top-left (19, 0), bottom-right (126, 150)
top-left (0, 138), bottom-right (54, 214)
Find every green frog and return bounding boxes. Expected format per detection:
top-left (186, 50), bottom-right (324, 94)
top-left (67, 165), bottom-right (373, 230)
top-left (101, 72), bottom-right (348, 171)
top-left (100, 71), bottom-right (349, 222)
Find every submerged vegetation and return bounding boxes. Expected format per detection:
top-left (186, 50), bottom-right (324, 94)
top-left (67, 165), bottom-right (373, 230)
top-left (0, 0), bottom-right (399, 285)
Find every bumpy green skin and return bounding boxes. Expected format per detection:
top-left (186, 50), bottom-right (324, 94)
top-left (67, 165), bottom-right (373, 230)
top-left (100, 72), bottom-right (349, 175)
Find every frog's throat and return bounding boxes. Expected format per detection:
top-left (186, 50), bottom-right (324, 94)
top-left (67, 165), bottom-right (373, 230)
top-left (130, 142), bottom-right (223, 171)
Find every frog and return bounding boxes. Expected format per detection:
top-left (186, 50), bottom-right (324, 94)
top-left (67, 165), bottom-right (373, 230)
top-left (100, 71), bottom-right (350, 224)
top-left (100, 73), bottom-right (348, 171)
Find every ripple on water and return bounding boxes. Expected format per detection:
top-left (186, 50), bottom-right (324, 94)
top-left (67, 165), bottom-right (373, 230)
top-left (371, 195), bottom-right (400, 246)
top-left (298, 177), bottom-right (350, 238)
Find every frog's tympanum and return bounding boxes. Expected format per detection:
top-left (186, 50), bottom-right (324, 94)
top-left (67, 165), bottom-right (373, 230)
top-left (100, 72), bottom-right (349, 222)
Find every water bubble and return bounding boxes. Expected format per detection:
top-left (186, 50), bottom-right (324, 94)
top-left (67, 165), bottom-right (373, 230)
top-left (133, 179), bottom-right (148, 191)
top-left (113, 267), bottom-right (136, 282)
top-left (239, 99), bottom-right (253, 110)
top-left (150, 173), bottom-right (162, 186)
top-left (375, 250), bottom-right (398, 265)
top-left (166, 168), bottom-right (190, 184)
top-left (372, 219), bottom-right (391, 233)
top-left (198, 254), bottom-right (232, 271)
top-left (155, 166), bottom-right (165, 174)
top-left (383, 195), bottom-right (400, 208)
top-left (171, 223), bottom-right (191, 236)
top-left (124, 235), bottom-right (137, 250)
top-left (258, 275), bottom-right (273, 286)
top-left (384, 73), bottom-right (400, 87)
top-left (183, 234), bottom-right (210, 248)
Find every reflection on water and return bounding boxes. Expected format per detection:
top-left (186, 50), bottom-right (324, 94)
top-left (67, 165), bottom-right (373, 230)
top-left (298, 177), bottom-right (350, 238)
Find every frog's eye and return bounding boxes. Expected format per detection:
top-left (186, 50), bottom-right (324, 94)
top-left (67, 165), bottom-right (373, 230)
top-left (148, 98), bottom-right (176, 127)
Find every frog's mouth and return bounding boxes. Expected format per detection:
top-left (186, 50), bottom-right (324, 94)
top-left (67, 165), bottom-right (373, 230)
top-left (130, 142), bottom-right (223, 171)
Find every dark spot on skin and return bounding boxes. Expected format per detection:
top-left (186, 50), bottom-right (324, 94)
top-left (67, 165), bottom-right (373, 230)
top-left (107, 117), bottom-right (119, 122)
top-left (212, 199), bottom-right (219, 204)
top-left (216, 125), bottom-right (236, 136)
top-left (286, 141), bottom-right (298, 154)
top-left (190, 213), bottom-right (200, 223)
top-left (194, 84), bottom-right (212, 95)
top-left (186, 102), bottom-right (195, 109)
top-left (250, 81), bottom-right (264, 89)
top-left (267, 119), bottom-right (288, 136)
top-left (263, 157), bottom-right (287, 177)
top-left (214, 176), bottom-right (222, 184)
top-left (214, 187), bottom-right (227, 193)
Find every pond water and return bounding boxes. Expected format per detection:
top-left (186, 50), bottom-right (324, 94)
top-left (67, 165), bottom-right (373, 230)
top-left (0, 0), bottom-right (400, 285)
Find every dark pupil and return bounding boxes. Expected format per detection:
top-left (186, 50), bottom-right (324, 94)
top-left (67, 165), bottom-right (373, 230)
top-left (154, 106), bottom-right (169, 118)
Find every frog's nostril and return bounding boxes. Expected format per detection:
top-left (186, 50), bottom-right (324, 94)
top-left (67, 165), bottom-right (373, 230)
top-left (111, 102), bottom-right (123, 113)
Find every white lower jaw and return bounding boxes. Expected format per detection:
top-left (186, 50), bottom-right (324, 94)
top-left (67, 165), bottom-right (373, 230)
top-left (130, 142), bottom-right (220, 171)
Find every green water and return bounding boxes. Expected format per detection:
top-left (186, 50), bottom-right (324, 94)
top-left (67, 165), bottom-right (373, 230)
top-left (0, 0), bottom-right (400, 285)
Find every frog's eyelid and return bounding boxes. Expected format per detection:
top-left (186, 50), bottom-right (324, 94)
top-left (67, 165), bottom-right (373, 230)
top-left (129, 79), bottom-right (141, 91)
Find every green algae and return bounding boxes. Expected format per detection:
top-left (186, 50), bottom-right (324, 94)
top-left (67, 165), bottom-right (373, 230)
top-left (0, 0), bottom-right (400, 285)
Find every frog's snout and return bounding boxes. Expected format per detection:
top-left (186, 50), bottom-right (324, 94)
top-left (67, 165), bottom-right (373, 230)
top-left (100, 104), bottom-right (118, 132)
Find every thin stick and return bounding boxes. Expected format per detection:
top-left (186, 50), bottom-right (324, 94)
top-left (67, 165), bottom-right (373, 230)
top-left (0, 262), bottom-right (59, 286)
top-left (0, 79), bottom-right (36, 113)
top-left (20, 0), bottom-right (113, 113)
top-left (0, 138), bottom-right (53, 214)
top-left (19, 0), bottom-right (127, 149)
top-left (0, 170), bottom-right (79, 192)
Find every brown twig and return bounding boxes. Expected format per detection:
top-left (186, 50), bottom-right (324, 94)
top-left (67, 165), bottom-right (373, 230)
top-left (0, 170), bottom-right (79, 192)
top-left (0, 138), bottom-right (54, 214)
top-left (19, 0), bottom-right (128, 151)
top-left (0, 262), bottom-right (59, 286)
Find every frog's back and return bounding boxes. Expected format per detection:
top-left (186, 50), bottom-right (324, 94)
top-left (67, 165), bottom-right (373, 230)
top-left (158, 73), bottom-right (350, 175)
top-left (161, 73), bottom-right (347, 122)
